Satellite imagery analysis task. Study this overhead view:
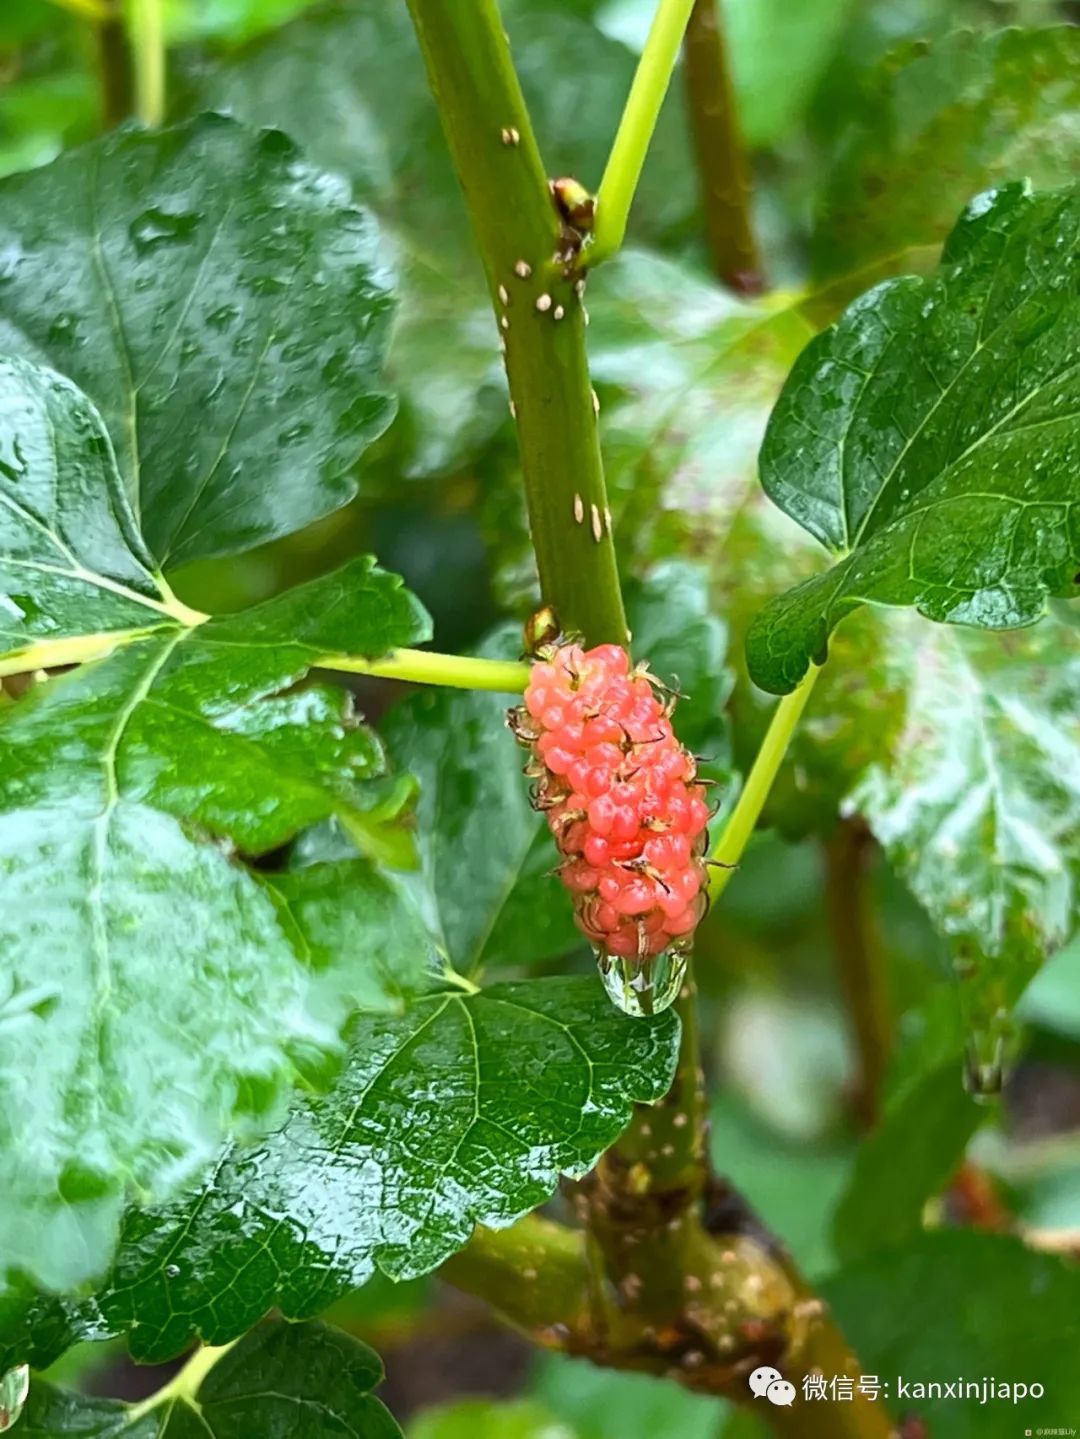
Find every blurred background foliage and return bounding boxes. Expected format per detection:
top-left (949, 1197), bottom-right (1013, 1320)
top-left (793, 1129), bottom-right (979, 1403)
top-left (4, 0), bottom-right (1080, 1434)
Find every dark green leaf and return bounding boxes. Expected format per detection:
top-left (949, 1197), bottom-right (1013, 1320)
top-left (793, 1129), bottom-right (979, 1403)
top-left (830, 1062), bottom-right (982, 1264)
top-left (748, 182), bottom-right (1080, 695)
top-left (0, 552), bottom-right (430, 1291)
top-left (0, 978), bottom-right (678, 1366)
top-left (264, 859), bottom-right (436, 1015)
top-left (0, 356), bottom-right (184, 659)
top-left (822, 1232), bottom-right (1080, 1437)
top-left (813, 27), bottom-right (1080, 281)
top-left (21, 1320), bottom-right (401, 1438)
top-left (0, 113), bottom-right (396, 565)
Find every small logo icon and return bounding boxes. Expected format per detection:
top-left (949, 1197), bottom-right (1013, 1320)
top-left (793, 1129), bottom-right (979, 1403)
top-left (749, 1366), bottom-right (782, 1398)
top-left (766, 1380), bottom-right (797, 1407)
top-left (748, 1367), bottom-right (797, 1407)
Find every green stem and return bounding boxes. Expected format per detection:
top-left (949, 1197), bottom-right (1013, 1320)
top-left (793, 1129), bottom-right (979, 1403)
top-left (590, 0), bottom-right (697, 266)
top-left (682, 0), bottom-right (762, 293)
top-left (405, 0), bottom-right (627, 646)
top-left (603, 971), bottom-right (706, 1200)
top-left (441, 1215), bottom-right (595, 1346)
top-left (316, 649), bottom-right (529, 693)
top-left (126, 0), bottom-right (164, 126)
top-left (709, 666), bottom-right (820, 900)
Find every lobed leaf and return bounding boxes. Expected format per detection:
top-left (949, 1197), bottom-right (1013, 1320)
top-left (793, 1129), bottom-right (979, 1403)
top-left (0, 113), bottom-right (396, 566)
top-left (20, 1320), bottom-right (401, 1437)
top-left (0, 361), bottom-right (433, 1291)
top-left (0, 978), bottom-right (679, 1367)
top-left (748, 181), bottom-right (1080, 695)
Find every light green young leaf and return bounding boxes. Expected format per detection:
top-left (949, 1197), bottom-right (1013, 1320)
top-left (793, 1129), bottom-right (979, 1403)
top-left (0, 113), bottom-right (396, 565)
top-left (0, 978), bottom-right (679, 1368)
top-left (20, 1320), bottom-right (401, 1438)
top-left (412, 1398), bottom-right (577, 1439)
top-left (748, 181), bottom-right (1080, 695)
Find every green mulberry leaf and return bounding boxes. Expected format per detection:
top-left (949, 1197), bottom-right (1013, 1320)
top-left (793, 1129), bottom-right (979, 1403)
top-left (0, 978), bottom-right (678, 1367)
top-left (0, 356), bottom-right (191, 664)
top-left (20, 1320), bottom-right (401, 1438)
top-left (0, 360), bottom-right (431, 1292)
top-left (748, 181), bottom-right (1080, 695)
top-left (0, 113), bottom-right (395, 566)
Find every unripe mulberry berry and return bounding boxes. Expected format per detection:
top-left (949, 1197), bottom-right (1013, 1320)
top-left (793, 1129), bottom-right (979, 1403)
top-left (509, 640), bottom-right (710, 1014)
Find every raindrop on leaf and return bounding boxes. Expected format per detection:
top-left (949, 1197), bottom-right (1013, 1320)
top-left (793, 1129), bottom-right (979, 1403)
top-left (129, 206), bottom-right (201, 252)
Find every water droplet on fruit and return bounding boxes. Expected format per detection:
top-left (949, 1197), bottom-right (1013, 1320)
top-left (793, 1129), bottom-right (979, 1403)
top-left (963, 1010), bottom-right (1016, 1102)
top-left (596, 945), bottom-right (688, 1018)
top-left (0, 1364), bottom-right (29, 1431)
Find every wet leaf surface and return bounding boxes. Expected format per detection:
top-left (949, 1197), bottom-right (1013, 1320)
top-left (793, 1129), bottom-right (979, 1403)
top-left (0, 978), bottom-right (678, 1367)
top-left (0, 113), bottom-right (396, 566)
top-left (0, 544), bottom-right (430, 1292)
top-left (21, 1320), bottom-right (401, 1437)
top-left (848, 617), bottom-right (1080, 1025)
top-left (748, 182), bottom-right (1080, 694)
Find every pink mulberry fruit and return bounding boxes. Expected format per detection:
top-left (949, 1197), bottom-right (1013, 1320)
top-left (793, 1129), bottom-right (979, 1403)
top-left (509, 639), bottom-right (710, 1014)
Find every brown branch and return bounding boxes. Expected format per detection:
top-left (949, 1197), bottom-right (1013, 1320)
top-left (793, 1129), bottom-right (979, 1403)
top-left (682, 0), bottom-right (762, 293)
top-left (443, 974), bottom-right (897, 1436)
top-left (95, 12), bottom-right (133, 130)
top-left (825, 819), bottom-right (892, 1128)
top-left (443, 1200), bottom-right (894, 1437)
